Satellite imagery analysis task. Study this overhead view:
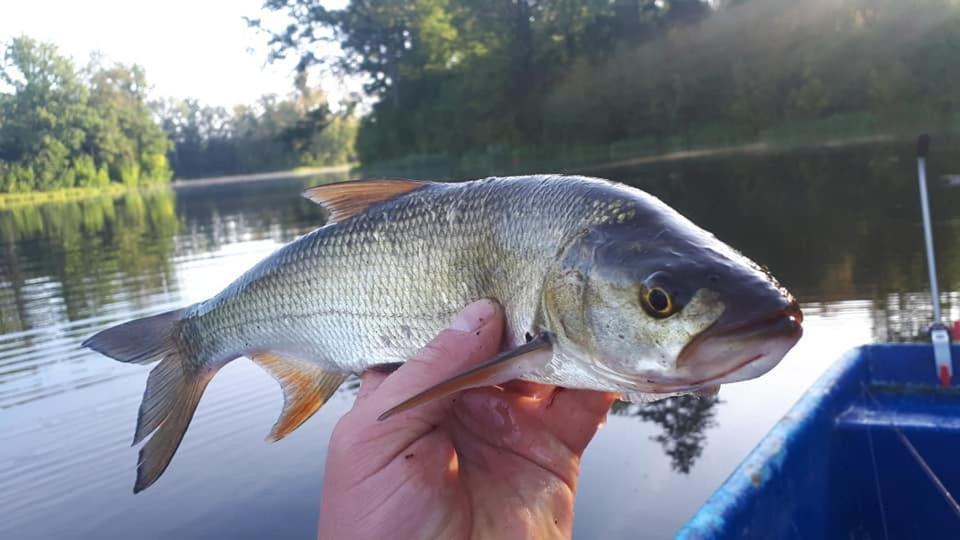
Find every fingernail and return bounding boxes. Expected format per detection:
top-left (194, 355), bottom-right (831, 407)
top-left (449, 299), bottom-right (496, 332)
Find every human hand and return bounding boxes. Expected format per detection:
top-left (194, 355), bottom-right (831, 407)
top-left (317, 299), bottom-right (617, 540)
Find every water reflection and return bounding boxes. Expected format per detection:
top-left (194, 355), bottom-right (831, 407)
top-left (594, 141), bottom-right (960, 307)
top-left (612, 395), bottom-right (719, 474)
top-left (873, 291), bottom-right (960, 342)
top-left (0, 190), bottom-right (179, 335)
top-left (1, 144), bottom-right (959, 539)
top-left (0, 180), bottom-right (324, 411)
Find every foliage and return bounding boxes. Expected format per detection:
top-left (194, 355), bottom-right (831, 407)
top-left (154, 83), bottom-right (357, 179)
top-left (543, 0), bottom-right (960, 149)
top-left (0, 37), bottom-right (356, 191)
top-left (256, 0), bottom-right (960, 165)
top-left (0, 37), bottom-right (172, 193)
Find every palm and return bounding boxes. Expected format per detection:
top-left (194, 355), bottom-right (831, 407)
top-left (323, 383), bottom-right (614, 539)
top-left (318, 302), bottom-right (615, 539)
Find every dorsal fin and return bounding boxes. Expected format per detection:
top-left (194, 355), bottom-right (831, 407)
top-left (250, 352), bottom-right (347, 442)
top-left (302, 179), bottom-right (429, 224)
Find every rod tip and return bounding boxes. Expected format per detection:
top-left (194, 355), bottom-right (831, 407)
top-left (917, 134), bottom-right (931, 158)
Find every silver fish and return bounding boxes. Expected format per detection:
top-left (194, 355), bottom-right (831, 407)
top-left (83, 175), bottom-right (802, 492)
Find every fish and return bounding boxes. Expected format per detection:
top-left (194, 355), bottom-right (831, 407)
top-left (82, 174), bottom-right (803, 492)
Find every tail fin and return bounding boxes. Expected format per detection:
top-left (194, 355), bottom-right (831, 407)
top-left (134, 358), bottom-right (213, 492)
top-left (82, 309), bottom-right (186, 365)
top-left (83, 308), bottom-right (218, 493)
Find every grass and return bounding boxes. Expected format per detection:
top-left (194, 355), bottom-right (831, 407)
top-left (290, 163), bottom-right (357, 175)
top-left (0, 163), bottom-right (358, 209)
top-left (0, 184), bottom-right (134, 210)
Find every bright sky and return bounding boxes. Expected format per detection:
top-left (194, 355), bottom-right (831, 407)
top-left (0, 0), bottom-right (344, 107)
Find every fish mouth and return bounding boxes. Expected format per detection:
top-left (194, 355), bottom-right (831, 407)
top-left (647, 301), bottom-right (803, 393)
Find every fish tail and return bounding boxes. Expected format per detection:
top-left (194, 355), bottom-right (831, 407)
top-left (83, 307), bottom-right (219, 493)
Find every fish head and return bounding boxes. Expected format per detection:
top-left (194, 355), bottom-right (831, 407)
top-left (541, 192), bottom-right (802, 395)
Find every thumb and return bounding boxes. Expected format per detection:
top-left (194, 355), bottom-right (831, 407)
top-left (355, 299), bottom-right (505, 424)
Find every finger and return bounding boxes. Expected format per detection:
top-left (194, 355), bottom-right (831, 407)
top-left (540, 389), bottom-right (618, 455)
top-left (356, 370), bottom-right (387, 401)
top-left (501, 380), bottom-right (556, 400)
top-left (354, 299), bottom-right (505, 423)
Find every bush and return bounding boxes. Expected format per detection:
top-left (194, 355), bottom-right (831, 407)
top-left (0, 37), bottom-right (174, 193)
top-left (140, 152), bottom-right (172, 182)
top-left (73, 155), bottom-right (98, 187)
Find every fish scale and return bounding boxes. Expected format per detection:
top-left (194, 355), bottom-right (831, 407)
top-left (180, 176), bottom-right (596, 373)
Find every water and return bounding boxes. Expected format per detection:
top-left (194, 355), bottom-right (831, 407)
top-left (2, 142), bottom-right (959, 539)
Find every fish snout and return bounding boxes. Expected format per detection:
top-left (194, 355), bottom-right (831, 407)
top-left (785, 298), bottom-right (803, 325)
top-left (673, 283), bottom-right (802, 386)
top-left (705, 289), bottom-right (802, 341)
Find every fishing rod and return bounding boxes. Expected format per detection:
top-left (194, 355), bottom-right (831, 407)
top-left (916, 134), bottom-right (953, 387)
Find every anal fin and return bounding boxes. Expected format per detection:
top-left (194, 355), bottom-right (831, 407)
top-left (694, 385), bottom-right (721, 398)
top-left (251, 352), bottom-right (347, 442)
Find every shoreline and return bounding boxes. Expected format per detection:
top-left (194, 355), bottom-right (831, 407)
top-left (0, 133), bottom-right (916, 208)
top-left (0, 164), bottom-right (355, 209)
top-left (0, 184), bottom-right (132, 210)
top-left (568, 133), bottom-right (899, 174)
top-left (354, 132), bottom-right (908, 177)
top-left (170, 164), bottom-right (354, 190)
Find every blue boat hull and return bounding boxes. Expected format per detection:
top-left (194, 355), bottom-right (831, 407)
top-left (679, 344), bottom-right (960, 539)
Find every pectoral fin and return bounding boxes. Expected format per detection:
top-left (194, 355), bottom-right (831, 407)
top-left (251, 352), bottom-right (347, 441)
top-left (377, 333), bottom-right (554, 421)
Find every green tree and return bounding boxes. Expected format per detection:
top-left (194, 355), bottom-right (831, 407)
top-left (0, 37), bottom-right (96, 190)
top-left (254, 0), bottom-right (960, 165)
top-left (253, 0), bottom-right (714, 162)
top-left (0, 37), bottom-right (172, 193)
top-left (155, 82), bottom-right (356, 180)
top-left (87, 61), bottom-right (172, 185)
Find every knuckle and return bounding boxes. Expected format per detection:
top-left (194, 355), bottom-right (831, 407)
top-left (417, 336), bottom-right (457, 363)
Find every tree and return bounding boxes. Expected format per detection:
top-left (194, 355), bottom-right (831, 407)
top-left (154, 83), bottom-right (356, 179)
top-left (0, 37), bottom-right (172, 192)
top-left (0, 37), bottom-right (96, 190)
top-left (252, 0), bottom-right (716, 163)
top-left (87, 61), bottom-right (172, 185)
top-left (253, 0), bottom-right (960, 165)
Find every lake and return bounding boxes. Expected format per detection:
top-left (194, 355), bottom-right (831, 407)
top-left (2, 141), bottom-right (959, 539)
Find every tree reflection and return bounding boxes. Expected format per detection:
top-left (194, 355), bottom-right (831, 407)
top-left (611, 394), bottom-right (719, 474)
top-left (872, 290), bottom-right (960, 342)
top-left (0, 189), bottom-right (179, 333)
top-left (334, 375), bottom-right (719, 474)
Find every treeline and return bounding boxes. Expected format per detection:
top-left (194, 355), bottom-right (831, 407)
top-left (544, 0), bottom-right (960, 151)
top-left (0, 37), bottom-right (171, 193)
top-left (154, 78), bottom-right (356, 179)
top-left (257, 0), bottom-right (960, 165)
top-left (0, 37), bottom-right (356, 193)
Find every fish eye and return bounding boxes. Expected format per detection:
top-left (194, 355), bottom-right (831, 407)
top-left (641, 285), bottom-right (675, 318)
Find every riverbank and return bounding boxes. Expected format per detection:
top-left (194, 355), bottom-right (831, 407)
top-left (357, 131), bottom-right (910, 178)
top-left (0, 184), bottom-right (132, 210)
top-left (0, 164), bottom-right (355, 209)
top-left (569, 133), bottom-right (900, 174)
top-left (170, 164), bottom-right (354, 190)
top-left (0, 131), bottom-right (943, 210)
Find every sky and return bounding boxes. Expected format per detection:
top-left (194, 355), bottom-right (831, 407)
top-left (0, 0), bottom-right (346, 108)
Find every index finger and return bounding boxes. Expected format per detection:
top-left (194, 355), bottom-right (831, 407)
top-left (538, 389), bottom-right (618, 455)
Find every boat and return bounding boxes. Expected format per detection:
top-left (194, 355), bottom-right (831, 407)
top-left (677, 343), bottom-right (960, 539)
top-left (678, 136), bottom-right (959, 538)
